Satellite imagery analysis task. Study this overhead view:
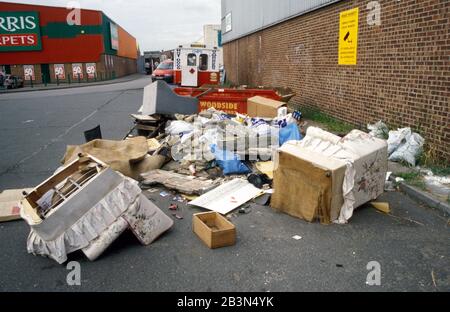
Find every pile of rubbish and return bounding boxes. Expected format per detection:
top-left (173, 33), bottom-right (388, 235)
top-left (12, 82), bottom-right (393, 263)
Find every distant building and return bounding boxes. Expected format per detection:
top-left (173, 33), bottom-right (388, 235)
top-left (0, 2), bottom-right (139, 83)
top-left (198, 24), bottom-right (223, 67)
top-left (203, 24), bottom-right (222, 48)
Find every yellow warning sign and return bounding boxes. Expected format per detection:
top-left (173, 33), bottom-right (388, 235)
top-left (338, 8), bottom-right (359, 65)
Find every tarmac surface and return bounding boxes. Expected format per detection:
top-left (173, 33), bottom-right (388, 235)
top-left (0, 76), bottom-right (448, 292)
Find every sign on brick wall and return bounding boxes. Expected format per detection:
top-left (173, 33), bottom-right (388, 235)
top-left (0, 11), bottom-right (42, 52)
top-left (338, 8), bottom-right (359, 65)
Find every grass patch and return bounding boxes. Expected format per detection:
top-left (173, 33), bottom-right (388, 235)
top-left (396, 172), bottom-right (421, 181)
top-left (300, 107), bottom-right (354, 134)
top-left (396, 172), bottom-right (426, 190)
top-left (428, 165), bottom-right (450, 176)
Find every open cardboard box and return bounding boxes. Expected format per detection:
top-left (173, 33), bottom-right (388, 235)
top-left (193, 212), bottom-right (236, 249)
top-left (247, 96), bottom-right (287, 118)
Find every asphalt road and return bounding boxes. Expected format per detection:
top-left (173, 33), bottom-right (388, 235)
top-left (0, 77), bottom-right (449, 292)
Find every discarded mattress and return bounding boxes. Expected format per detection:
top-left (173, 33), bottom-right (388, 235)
top-left (20, 155), bottom-right (173, 264)
top-left (271, 127), bottom-right (388, 224)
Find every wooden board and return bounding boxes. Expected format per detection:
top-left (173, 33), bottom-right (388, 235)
top-left (0, 188), bottom-right (33, 222)
top-left (141, 170), bottom-right (218, 195)
top-left (136, 124), bottom-right (157, 131)
top-left (130, 114), bottom-right (160, 123)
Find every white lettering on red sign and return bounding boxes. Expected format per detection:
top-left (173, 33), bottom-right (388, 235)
top-left (0, 34), bottom-right (37, 46)
top-left (0, 16), bottom-right (37, 32)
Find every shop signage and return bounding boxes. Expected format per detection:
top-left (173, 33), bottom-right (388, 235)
top-left (86, 63), bottom-right (96, 79)
top-left (54, 64), bottom-right (65, 80)
top-left (0, 11), bottom-right (42, 51)
top-left (110, 22), bottom-right (119, 50)
top-left (23, 65), bottom-right (35, 80)
top-left (72, 63), bottom-right (83, 79)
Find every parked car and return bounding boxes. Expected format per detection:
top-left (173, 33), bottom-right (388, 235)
top-left (151, 60), bottom-right (174, 83)
top-left (4, 75), bottom-right (24, 89)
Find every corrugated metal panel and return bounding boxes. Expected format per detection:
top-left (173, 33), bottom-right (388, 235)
top-left (0, 2), bottom-right (104, 64)
top-left (221, 0), bottom-right (342, 44)
top-left (118, 26), bottom-right (138, 59)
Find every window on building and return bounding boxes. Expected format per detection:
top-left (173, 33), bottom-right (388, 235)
top-left (199, 54), bottom-right (208, 71)
top-left (225, 12), bottom-right (232, 33)
top-left (187, 53), bottom-right (197, 66)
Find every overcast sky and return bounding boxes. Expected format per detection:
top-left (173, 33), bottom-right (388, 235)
top-left (3, 0), bottom-right (222, 51)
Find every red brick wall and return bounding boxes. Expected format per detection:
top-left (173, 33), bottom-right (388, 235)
top-left (223, 0), bottom-right (449, 163)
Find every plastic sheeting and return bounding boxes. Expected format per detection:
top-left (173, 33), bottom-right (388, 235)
top-left (211, 144), bottom-right (251, 175)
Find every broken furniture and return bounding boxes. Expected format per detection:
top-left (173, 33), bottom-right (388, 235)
top-left (20, 155), bottom-right (173, 264)
top-left (126, 114), bottom-right (164, 138)
top-left (193, 212), bottom-right (236, 249)
top-left (271, 127), bottom-right (388, 224)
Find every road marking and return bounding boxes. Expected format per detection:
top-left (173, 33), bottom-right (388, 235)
top-left (0, 91), bottom-right (126, 177)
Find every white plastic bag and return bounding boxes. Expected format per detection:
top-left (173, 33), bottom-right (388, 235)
top-left (389, 132), bottom-right (424, 167)
top-left (165, 120), bottom-right (194, 136)
top-left (387, 128), bottom-right (411, 155)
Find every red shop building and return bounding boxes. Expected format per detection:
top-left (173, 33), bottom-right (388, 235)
top-left (0, 2), bottom-right (139, 84)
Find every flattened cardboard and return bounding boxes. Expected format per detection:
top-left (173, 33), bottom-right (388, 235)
top-left (189, 179), bottom-right (263, 215)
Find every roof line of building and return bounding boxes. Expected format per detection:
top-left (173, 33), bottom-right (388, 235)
top-left (221, 0), bottom-right (342, 45)
top-left (0, 1), bottom-right (137, 41)
top-left (102, 12), bottom-right (135, 40)
top-left (0, 1), bottom-right (101, 14)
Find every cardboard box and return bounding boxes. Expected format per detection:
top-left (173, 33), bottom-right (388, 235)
top-left (193, 212), bottom-right (236, 249)
top-left (247, 96), bottom-right (286, 118)
top-left (271, 129), bottom-right (388, 224)
top-left (271, 145), bottom-right (347, 224)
